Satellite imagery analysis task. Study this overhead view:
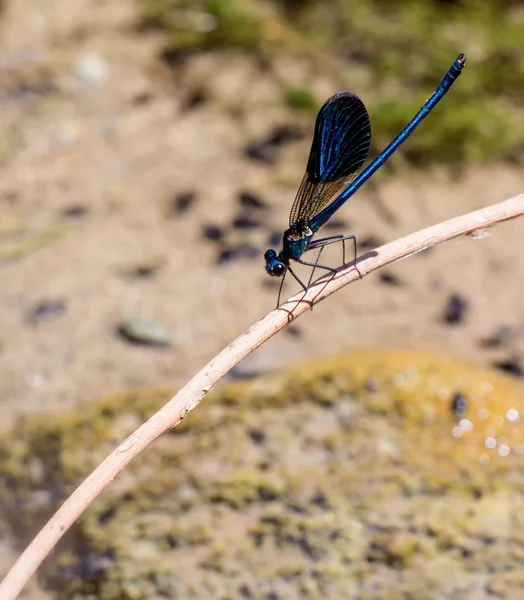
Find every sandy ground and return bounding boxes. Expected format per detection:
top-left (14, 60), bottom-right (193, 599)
top-left (1, 0), bottom-right (524, 432)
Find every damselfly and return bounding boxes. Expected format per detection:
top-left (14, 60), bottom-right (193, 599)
top-left (265, 54), bottom-right (466, 305)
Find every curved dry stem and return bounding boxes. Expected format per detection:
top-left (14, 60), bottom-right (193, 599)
top-left (1, 194), bottom-right (523, 599)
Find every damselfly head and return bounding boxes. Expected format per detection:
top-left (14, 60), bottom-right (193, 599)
top-left (264, 249), bottom-right (286, 277)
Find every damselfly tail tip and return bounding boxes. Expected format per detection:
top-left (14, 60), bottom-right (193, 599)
top-left (457, 53), bottom-right (467, 67)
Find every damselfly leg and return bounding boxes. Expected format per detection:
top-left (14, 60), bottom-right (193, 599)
top-left (276, 265), bottom-right (309, 308)
top-left (304, 234), bottom-right (358, 285)
top-left (276, 234), bottom-right (359, 307)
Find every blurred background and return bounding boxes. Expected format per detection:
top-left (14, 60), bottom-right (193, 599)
top-left (1, 1), bottom-right (524, 598)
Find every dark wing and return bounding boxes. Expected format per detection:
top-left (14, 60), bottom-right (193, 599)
top-left (289, 92), bottom-right (371, 227)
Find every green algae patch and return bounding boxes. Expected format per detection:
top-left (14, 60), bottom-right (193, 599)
top-left (284, 86), bottom-right (318, 114)
top-left (138, 0), bottom-right (524, 166)
top-left (141, 0), bottom-right (276, 55)
top-left (1, 349), bottom-right (524, 598)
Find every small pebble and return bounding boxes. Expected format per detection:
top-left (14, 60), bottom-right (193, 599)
top-left (25, 300), bottom-right (67, 325)
top-left (239, 584), bottom-right (252, 599)
top-left (245, 124), bottom-right (304, 164)
top-left (310, 491), bottom-right (329, 509)
top-left (172, 191), bottom-right (197, 215)
top-left (238, 191), bottom-right (269, 211)
top-left (249, 429), bottom-right (267, 445)
top-left (451, 392), bottom-right (468, 418)
top-left (98, 507), bottom-right (117, 525)
top-left (126, 264), bottom-right (161, 279)
top-left (266, 125), bottom-right (304, 146)
top-left (62, 204), bottom-right (88, 219)
top-left (166, 534), bottom-right (179, 549)
top-left (443, 293), bottom-right (469, 325)
top-left (492, 359), bottom-right (523, 378)
top-left (117, 318), bottom-right (171, 347)
top-left (202, 224), bottom-right (224, 242)
top-left (76, 53), bottom-right (108, 86)
top-left (132, 91), bottom-right (153, 105)
top-left (379, 271), bottom-right (402, 286)
top-left (480, 325), bottom-right (517, 349)
top-left (182, 87), bottom-right (208, 110)
top-left (232, 216), bottom-right (263, 230)
top-left (217, 243), bottom-right (259, 264)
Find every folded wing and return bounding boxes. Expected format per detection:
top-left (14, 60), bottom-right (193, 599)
top-left (289, 92), bottom-right (371, 228)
